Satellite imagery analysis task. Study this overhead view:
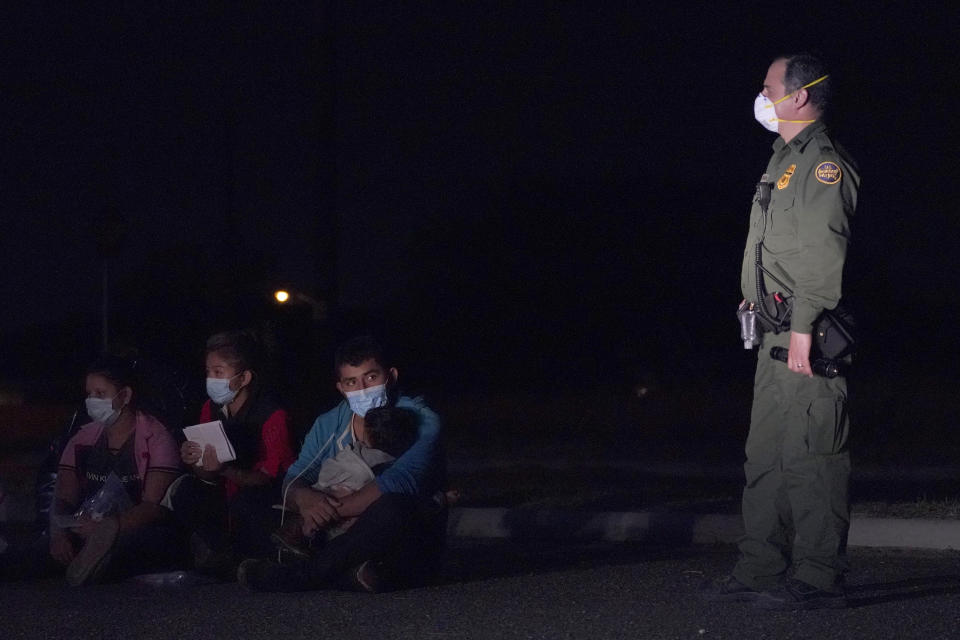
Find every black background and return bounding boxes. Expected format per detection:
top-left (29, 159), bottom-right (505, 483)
top-left (2, 3), bottom-right (957, 410)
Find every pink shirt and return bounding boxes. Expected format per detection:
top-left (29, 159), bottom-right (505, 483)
top-left (58, 412), bottom-right (181, 491)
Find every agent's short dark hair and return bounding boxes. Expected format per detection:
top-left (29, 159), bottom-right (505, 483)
top-left (206, 330), bottom-right (263, 375)
top-left (783, 53), bottom-right (832, 114)
top-left (334, 335), bottom-right (392, 377)
top-left (362, 406), bottom-right (418, 458)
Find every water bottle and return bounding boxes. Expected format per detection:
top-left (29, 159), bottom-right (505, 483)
top-left (738, 303), bottom-right (759, 349)
top-left (133, 570), bottom-right (217, 587)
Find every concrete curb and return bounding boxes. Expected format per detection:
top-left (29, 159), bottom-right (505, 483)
top-left (848, 517), bottom-right (960, 550)
top-left (4, 449), bottom-right (959, 551)
top-left (448, 507), bottom-right (960, 551)
top-left (4, 500), bottom-right (957, 551)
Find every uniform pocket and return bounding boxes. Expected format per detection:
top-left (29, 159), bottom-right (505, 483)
top-left (763, 196), bottom-right (798, 252)
top-left (805, 394), bottom-right (849, 455)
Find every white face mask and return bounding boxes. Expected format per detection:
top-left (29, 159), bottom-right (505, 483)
top-left (754, 74), bottom-right (829, 133)
top-left (344, 383), bottom-right (388, 417)
top-left (85, 394), bottom-right (122, 426)
top-left (754, 93), bottom-right (779, 133)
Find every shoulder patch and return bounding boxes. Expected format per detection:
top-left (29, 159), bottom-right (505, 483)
top-left (815, 161), bottom-right (842, 185)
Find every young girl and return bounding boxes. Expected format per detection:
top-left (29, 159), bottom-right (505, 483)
top-left (51, 355), bottom-right (182, 585)
top-left (172, 330), bottom-right (295, 573)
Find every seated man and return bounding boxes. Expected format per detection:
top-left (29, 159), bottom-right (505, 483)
top-left (238, 335), bottom-right (447, 592)
top-left (271, 405), bottom-right (418, 552)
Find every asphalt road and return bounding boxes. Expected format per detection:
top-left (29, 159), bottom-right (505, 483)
top-left (3, 540), bottom-right (960, 639)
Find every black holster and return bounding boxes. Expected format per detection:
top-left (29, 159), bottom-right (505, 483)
top-left (755, 299), bottom-right (857, 360)
top-left (812, 304), bottom-right (857, 360)
top-left (755, 291), bottom-right (793, 335)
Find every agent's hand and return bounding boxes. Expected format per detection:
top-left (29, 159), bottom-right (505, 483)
top-left (49, 532), bottom-right (75, 565)
top-left (788, 331), bottom-right (814, 378)
top-left (294, 489), bottom-right (342, 536)
top-left (181, 441), bottom-right (202, 466)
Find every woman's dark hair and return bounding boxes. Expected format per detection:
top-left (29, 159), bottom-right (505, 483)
top-left (206, 330), bottom-right (264, 375)
top-left (363, 407), bottom-right (418, 458)
top-left (86, 354), bottom-right (141, 411)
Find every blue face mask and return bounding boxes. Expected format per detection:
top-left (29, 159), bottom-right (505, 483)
top-left (344, 384), bottom-right (388, 417)
top-left (206, 374), bottom-right (241, 406)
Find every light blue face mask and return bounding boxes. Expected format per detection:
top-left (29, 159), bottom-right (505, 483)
top-left (206, 374), bottom-right (241, 406)
top-left (344, 383), bottom-right (388, 417)
top-left (85, 394), bottom-right (122, 426)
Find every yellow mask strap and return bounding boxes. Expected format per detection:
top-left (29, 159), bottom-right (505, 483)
top-left (771, 74), bottom-right (829, 106)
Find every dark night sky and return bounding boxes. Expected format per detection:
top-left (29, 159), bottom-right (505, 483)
top-left (1, 3), bottom-right (958, 398)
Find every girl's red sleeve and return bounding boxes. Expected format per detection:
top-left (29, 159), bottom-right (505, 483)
top-left (254, 409), bottom-right (295, 479)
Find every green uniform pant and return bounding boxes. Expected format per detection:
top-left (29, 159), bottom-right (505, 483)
top-left (732, 332), bottom-right (850, 592)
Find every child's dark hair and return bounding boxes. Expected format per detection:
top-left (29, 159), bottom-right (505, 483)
top-left (362, 407), bottom-right (417, 458)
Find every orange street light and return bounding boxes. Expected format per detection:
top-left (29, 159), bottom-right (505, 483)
top-left (272, 288), bottom-right (326, 320)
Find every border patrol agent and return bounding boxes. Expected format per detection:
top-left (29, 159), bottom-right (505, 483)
top-left (704, 54), bottom-right (860, 610)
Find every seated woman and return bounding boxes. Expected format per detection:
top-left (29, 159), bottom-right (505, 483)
top-left (50, 355), bottom-right (183, 585)
top-left (171, 330), bottom-right (295, 574)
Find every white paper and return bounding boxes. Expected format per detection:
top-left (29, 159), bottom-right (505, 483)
top-left (182, 420), bottom-right (237, 465)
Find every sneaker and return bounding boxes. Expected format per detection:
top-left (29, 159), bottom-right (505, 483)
top-left (700, 574), bottom-right (762, 602)
top-left (338, 560), bottom-right (383, 593)
top-left (270, 516), bottom-right (312, 560)
top-left (66, 517), bottom-right (119, 586)
top-left (754, 578), bottom-right (847, 610)
top-left (237, 558), bottom-right (311, 593)
top-left (190, 533), bottom-right (236, 579)
top-left (277, 547), bottom-right (311, 566)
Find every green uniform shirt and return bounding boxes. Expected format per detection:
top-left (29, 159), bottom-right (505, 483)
top-left (740, 120), bottom-right (860, 333)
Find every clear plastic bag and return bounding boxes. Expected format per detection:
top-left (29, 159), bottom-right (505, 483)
top-left (131, 571), bottom-right (219, 587)
top-left (55, 472), bottom-right (133, 528)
